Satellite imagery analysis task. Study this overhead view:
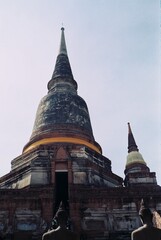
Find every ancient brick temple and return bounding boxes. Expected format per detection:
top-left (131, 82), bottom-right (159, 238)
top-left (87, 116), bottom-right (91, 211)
top-left (0, 28), bottom-right (161, 240)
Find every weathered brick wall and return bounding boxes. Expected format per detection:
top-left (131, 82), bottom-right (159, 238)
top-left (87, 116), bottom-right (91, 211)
top-left (0, 184), bottom-right (161, 240)
top-left (0, 187), bottom-right (54, 240)
top-left (68, 184), bottom-right (161, 240)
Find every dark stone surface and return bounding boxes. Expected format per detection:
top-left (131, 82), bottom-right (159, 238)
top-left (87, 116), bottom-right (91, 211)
top-left (52, 54), bottom-right (74, 79)
top-left (30, 91), bottom-right (94, 142)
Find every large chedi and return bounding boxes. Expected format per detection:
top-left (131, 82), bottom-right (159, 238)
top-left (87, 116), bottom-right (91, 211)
top-left (24, 27), bottom-right (101, 155)
top-left (0, 28), bottom-right (122, 191)
top-left (0, 28), bottom-right (160, 240)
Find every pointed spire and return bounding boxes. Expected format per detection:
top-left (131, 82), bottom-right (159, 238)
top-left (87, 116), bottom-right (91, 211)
top-left (128, 122), bottom-right (139, 153)
top-left (59, 27), bottom-right (68, 55)
top-left (51, 27), bottom-right (74, 81)
top-left (47, 27), bottom-right (77, 92)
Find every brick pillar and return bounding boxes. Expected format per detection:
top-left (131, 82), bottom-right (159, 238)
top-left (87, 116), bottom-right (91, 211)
top-left (51, 160), bottom-right (56, 184)
top-left (70, 202), bottom-right (81, 233)
top-left (68, 160), bottom-right (73, 184)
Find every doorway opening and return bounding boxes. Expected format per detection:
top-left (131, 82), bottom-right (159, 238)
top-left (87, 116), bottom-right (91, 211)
top-left (54, 171), bottom-right (69, 214)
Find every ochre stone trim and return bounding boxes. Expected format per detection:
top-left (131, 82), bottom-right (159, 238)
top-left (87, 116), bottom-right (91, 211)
top-left (23, 137), bottom-right (101, 154)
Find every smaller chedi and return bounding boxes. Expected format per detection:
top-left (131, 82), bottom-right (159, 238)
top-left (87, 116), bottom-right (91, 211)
top-left (124, 122), bottom-right (157, 187)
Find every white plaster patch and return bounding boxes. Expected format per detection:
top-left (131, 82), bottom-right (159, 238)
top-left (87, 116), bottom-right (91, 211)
top-left (12, 174), bottom-right (31, 189)
top-left (73, 172), bottom-right (87, 184)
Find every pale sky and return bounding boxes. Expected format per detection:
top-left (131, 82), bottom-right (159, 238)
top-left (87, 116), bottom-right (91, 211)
top-left (0, 0), bottom-right (160, 185)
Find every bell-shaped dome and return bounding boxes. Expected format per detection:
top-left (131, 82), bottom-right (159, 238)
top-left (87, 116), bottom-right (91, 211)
top-left (126, 151), bottom-right (146, 167)
top-left (29, 91), bottom-right (94, 142)
top-left (23, 28), bottom-right (101, 154)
